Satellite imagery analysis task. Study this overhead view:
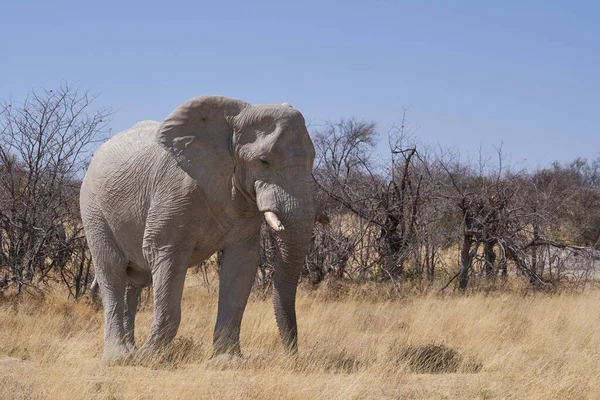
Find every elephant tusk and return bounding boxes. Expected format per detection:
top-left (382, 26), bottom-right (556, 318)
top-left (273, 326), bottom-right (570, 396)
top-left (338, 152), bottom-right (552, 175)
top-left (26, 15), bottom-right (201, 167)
top-left (264, 211), bottom-right (285, 232)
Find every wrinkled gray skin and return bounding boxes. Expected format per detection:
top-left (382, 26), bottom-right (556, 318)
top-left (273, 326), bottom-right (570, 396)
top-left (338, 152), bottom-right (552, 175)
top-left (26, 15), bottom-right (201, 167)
top-left (80, 96), bottom-right (319, 364)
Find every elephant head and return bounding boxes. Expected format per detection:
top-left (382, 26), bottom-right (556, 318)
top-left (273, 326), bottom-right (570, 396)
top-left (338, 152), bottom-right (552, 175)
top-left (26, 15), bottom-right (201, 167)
top-left (156, 96), bottom-right (316, 352)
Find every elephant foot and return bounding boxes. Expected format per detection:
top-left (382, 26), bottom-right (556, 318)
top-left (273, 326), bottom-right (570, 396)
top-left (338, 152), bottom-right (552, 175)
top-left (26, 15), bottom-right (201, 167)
top-left (101, 344), bottom-right (135, 366)
top-left (206, 352), bottom-right (244, 370)
top-left (208, 342), bottom-right (244, 370)
top-left (212, 337), bottom-right (242, 357)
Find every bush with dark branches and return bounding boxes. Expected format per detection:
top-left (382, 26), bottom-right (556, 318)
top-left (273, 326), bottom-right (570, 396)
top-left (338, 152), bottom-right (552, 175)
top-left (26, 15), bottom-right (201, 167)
top-left (0, 84), bottom-right (111, 297)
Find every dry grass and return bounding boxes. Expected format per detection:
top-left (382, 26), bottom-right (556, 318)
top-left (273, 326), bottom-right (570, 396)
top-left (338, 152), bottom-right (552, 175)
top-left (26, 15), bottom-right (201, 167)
top-left (1, 274), bottom-right (600, 399)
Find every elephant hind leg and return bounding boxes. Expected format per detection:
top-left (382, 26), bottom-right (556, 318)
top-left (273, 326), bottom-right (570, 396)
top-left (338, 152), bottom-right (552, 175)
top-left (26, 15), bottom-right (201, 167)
top-left (138, 260), bottom-right (188, 355)
top-left (123, 267), bottom-right (152, 349)
top-left (91, 246), bottom-right (132, 364)
top-left (84, 217), bottom-right (132, 364)
top-left (123, 283), bottom-right (142, 349)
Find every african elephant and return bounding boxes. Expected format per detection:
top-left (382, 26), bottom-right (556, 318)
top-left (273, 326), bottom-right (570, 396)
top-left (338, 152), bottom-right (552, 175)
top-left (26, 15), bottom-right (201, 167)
top-left (80, 96), bottom-right (323, 364)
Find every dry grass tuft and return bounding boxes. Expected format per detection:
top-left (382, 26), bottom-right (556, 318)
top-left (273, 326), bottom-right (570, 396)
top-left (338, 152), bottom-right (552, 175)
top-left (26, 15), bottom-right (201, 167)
top-left (397, 343), bottom-right (481, 374)
top-left (1, 274), bottom-right (600, 399)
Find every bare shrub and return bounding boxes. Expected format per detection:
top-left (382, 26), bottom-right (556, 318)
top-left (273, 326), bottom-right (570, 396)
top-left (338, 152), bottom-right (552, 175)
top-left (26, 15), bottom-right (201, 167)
top-left (0, 84), bottom-right (110, 297)
top-left (309, 113), bottom-right (599, 292)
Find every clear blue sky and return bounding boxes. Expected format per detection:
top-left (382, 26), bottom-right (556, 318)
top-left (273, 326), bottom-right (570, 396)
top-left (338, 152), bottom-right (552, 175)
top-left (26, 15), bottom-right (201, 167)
top-left (2, 1), bottom-right (599, 170)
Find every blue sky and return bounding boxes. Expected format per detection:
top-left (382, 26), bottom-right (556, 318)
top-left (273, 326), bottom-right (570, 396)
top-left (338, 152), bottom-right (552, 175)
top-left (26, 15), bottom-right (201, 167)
top-left (2, 1), bottom-right (599, 170)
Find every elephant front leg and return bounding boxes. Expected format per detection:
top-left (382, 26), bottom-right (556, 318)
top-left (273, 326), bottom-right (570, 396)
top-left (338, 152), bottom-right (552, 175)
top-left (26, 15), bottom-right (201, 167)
top-left (213, 234), bottom-right (260, 356)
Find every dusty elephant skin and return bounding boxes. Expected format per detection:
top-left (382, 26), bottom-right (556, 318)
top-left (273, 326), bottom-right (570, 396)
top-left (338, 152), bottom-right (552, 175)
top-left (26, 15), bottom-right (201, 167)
top-left (80, 96), bottom-right (320, 364)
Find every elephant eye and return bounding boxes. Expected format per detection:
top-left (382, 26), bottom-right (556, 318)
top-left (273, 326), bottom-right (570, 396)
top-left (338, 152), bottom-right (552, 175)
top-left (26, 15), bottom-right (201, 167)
top-left (259, 156), bottom-right (270, 167)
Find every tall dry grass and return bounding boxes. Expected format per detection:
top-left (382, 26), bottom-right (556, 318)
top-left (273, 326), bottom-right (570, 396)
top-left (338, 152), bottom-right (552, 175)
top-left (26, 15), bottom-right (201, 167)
top-left (1, 274), bottom-right (599, 399)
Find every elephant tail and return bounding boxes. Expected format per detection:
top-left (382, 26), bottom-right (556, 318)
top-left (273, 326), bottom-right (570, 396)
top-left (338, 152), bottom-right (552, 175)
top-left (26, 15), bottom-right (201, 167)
top-left (90, 277), bottom-right (100, 303)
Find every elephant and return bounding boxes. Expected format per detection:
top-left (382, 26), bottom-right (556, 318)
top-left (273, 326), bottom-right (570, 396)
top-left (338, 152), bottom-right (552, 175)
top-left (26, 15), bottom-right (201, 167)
top-left (80, 95), bottom-right (325, 364)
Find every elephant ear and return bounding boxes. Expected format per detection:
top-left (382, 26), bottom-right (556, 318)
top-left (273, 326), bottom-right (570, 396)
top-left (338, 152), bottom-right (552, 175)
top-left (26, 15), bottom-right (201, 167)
top-left (156, 95), bottom-right (250, 181)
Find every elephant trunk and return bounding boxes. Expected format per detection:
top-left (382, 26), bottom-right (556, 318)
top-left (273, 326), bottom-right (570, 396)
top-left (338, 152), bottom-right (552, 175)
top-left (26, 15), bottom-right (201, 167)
top-left (272, 219), bottom-right (313, 353)
top-left (256, 178), bottom-right (314, 352)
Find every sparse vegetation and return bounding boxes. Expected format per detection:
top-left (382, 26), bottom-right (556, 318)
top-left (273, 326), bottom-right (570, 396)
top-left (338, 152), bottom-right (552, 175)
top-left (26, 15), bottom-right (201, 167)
top-left (0, 85), bottom-right (111, 297)
top-left (307, 115), bottom-right (600, 290)
top-left (1, 85), bottom-right (600, 399)
top-left (1, 86), bottom-right (599, 297)
top-left (1, 274), bottom-right (600, 399)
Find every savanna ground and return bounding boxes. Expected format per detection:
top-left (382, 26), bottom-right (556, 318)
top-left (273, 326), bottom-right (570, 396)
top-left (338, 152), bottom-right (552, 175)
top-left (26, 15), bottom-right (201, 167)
top-left (1, 273), bottom-right (599, 399)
